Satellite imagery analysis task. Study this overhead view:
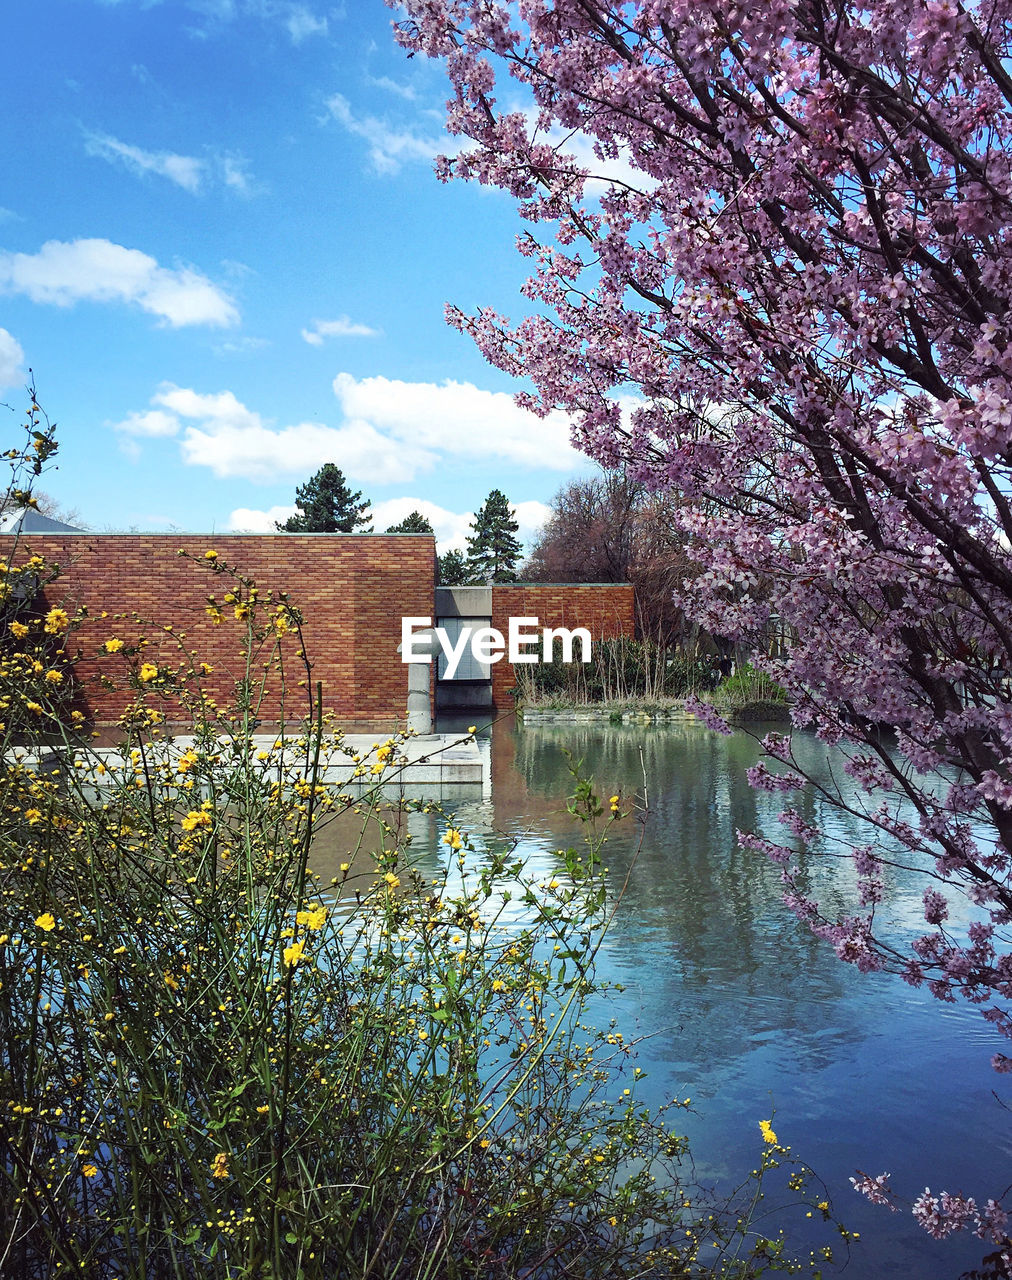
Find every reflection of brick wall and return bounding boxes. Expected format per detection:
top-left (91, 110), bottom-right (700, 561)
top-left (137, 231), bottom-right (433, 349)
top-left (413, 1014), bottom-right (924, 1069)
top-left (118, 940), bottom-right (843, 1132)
top-left (4, 534), bottom-right (435, 727)
top-left (490, 585), bottom-right (635, 708)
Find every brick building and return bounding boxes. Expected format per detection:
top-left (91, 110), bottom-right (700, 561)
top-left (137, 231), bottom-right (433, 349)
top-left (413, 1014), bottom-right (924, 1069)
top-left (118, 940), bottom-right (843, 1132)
top-left (4, 532), bottom-right (634, 728)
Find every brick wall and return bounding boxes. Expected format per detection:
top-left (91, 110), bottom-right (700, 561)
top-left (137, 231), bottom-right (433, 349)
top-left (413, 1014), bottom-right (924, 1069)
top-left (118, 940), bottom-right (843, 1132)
top-left (4, 533), bottom-right (435, 728)
top-left (489, 584), bottom-right (636, 707)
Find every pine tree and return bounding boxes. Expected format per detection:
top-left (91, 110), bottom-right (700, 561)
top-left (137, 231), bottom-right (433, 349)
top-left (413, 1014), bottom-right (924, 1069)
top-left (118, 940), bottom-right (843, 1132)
top-left (277, 464), bottom-right (371, 533)
top-left (385, 510), bottom-right (434, 534)
top-left (437, 548), bottom-right (470, 585)
top-left (465, 490), bottom-right (522, 583)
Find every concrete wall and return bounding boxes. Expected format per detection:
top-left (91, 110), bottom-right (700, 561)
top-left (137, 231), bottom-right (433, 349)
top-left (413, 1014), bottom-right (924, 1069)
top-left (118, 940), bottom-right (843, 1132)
top-left (4, 533), bottom-right (436, 728)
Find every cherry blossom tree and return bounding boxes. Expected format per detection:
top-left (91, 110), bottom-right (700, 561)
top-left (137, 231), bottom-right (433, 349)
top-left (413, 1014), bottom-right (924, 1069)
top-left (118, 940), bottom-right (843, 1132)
top-left (392, 0), bottom-right (1012, 1254)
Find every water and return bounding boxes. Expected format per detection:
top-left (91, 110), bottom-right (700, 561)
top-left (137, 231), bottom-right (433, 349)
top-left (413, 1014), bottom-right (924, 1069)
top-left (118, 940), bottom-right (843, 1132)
top-left (313, 713), bottom-right (1012, 1277)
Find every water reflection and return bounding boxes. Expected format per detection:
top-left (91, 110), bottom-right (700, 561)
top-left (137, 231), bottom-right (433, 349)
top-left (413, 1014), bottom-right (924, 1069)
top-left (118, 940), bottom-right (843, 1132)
top-left (311, 713), bottom-right (1011, 1278)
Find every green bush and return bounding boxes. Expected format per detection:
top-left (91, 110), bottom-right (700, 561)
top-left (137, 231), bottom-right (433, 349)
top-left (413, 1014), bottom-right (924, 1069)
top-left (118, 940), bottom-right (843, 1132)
top-left (0, 403), bottom-right (846, 1278)
top-left (708, 664), bottom-right (788, 708)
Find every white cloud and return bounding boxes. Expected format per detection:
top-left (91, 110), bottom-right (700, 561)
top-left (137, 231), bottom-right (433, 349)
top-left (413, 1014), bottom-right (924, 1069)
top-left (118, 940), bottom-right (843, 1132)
top-left (302, 316), bottom-right (379, 345)
top-left (512, 499), bottom-right (553, 542)
top-left (120, 382), bottom-right (432, 482)
top-left (114, 372), bottom-right (585, 485)
top-left (367, 75), bottom-right (418, 101)
top-left (220, 154), bottom-right (255, 195)
top-left (83, 130), bottom-right (205, 192)
top-left (183, 419), bottom-right (430, 483)
top-left (228, 504), bottom-right (298, 531)
top-left (84, 129), bottom-right (258, 197)
top-left (325, 93), bottom-right (444, 175)
top-left (332, 372), bottom-right (583, 471)
top-left (215, 335), bottom-right (271, 355)
top-left (0, 238), bottom-right (239, 328)
top-left (116, 0), bottom-right (333, 41)
top-left (371, 497), bottom-right (471, 550)
top-left (285, 4), bottom-right (327, 41)
top-left (0, 329), bottom-right (25, 391)
top-left (113, 408), bottom-right (181, 437)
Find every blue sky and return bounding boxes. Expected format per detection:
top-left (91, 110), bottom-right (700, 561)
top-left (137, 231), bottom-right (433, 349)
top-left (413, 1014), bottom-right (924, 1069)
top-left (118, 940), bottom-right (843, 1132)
top-left (0, 0), bottom-right (592, 549)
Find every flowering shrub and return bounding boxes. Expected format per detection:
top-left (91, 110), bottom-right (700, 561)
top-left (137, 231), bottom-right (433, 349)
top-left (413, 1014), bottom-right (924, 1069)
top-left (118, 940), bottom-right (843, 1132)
top-left (0, 402), bottom-right (848, 1277)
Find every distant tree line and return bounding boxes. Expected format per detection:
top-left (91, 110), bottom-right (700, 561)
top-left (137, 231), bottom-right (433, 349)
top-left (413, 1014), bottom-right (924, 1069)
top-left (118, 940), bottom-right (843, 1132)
top-left (278, 465), bottom-right (524, 584)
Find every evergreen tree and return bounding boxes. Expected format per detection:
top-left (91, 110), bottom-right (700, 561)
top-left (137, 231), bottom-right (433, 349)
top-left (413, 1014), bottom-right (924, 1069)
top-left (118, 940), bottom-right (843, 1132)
top-left (437, 548), bottom-right (470, 585)
top-left (277, 463), bottom-right (371, 533)
top-left (465, 489), bottom-right (522, 582)
top-left (385, 510), bottom-right (434, 534)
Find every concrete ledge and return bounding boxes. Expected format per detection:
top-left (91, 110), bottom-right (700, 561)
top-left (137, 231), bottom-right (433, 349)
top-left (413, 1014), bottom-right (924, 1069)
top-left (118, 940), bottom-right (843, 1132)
top-left (519, 706), bottom-right (699, 725)
top-left (10, 732), bottom-right (484, 791)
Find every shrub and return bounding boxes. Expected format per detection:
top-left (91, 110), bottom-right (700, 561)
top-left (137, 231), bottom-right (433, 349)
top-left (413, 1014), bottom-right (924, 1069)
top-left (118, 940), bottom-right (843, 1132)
top-left (0, 399), bottom-right (847, 1278)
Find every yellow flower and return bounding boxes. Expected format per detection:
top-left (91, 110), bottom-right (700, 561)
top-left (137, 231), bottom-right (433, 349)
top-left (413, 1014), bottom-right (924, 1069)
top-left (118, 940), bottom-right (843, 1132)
top-left (24, 808), bottom-right (43, 824)
top-left (26, 701), bottom-right (43, 714)
top-left (204, 549), bottom-right (218, 561)
top-left (103, 638), bottom-right (125, 653)
top-left (467, 725), bottom-right (476, 734)
top-left (283, 940), bottom-right (305, 967)
top-left (442, 828), bottom-right (464, 851)
top-left (180, 810), bottom-right (212, 831)
top-left (383, 872), bottom-right (400, 889)
top-left (44, 669), bottom-right (63, 685)
top-left (34, 913), bottom-right (56, 932)
top-left (296, 905), bottom-right (327, 931)
top-left (256, 1105), bottom-right (270, 1115)
top-left (759, 1120), bottom-right (778, 1146)
top-left (81, 1163), bottom-right (98, 1178)
top-left (210, 1152), bottom-right (229, 1178)
top-left (491, 978), bottom-right (506, 992)
top-left (9, 621), bottom-right (28, 639)
top-left (44, 608), bottom-right (70, 634)
top-left (205, 606), bottom-right (223, 626)
top-left (138, 663), bottom-right (158, 683)
top-left (163, 972), bottom-right (180, 991)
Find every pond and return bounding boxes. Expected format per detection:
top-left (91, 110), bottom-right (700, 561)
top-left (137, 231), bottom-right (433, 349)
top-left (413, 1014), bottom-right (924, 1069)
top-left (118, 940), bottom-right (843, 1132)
top-left (311, 711), bottom-right (1010, 1278)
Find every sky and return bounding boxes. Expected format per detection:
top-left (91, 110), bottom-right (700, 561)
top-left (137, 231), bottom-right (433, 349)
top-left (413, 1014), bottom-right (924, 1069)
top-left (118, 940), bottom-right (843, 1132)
top-left (0, 0), bottom-right (594, 551)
